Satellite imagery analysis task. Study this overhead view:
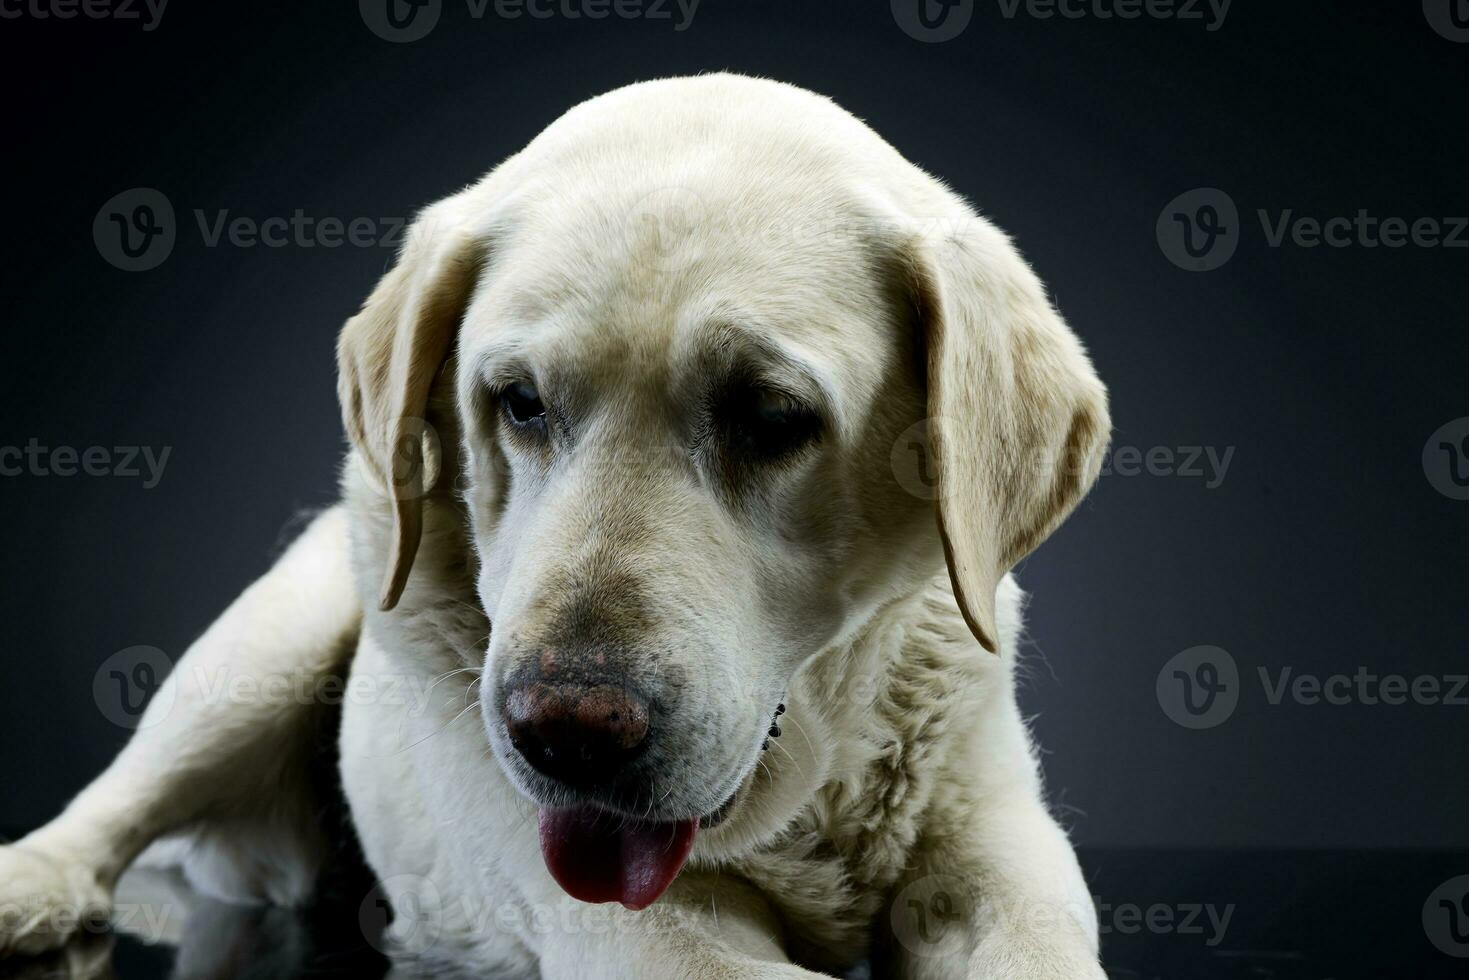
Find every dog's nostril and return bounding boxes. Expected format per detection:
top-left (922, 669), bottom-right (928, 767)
top-left (503, 682), bottom-right (650, 788)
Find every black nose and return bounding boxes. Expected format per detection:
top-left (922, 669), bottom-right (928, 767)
top-left (503, 682), bottom-right (650, 788)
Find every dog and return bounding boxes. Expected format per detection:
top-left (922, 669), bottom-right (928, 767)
top-left (0, 74), bottom-right (1110, 978)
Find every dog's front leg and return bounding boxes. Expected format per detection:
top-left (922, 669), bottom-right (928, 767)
top-left (0, 507), bottom-right (360, 957)
top-left (533, 871), bottom-right (828, 980)
top-left (887, 792), bottom-right (1105, 980)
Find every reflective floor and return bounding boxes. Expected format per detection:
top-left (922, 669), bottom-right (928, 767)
top-left (2, 849), bottom-right (1465, 978)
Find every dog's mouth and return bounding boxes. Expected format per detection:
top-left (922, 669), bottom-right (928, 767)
top-left (536, 805), bottom-right (699, 911)
top-left (536, 781), bottom-right (742, 911)
top-left (698, 788), bottom-right (741, 829)
top-left (535, 701), bottom-right (781, 910)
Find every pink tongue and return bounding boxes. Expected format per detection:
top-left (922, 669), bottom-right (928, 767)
top-left (537, 806), bottom-right (698, 911)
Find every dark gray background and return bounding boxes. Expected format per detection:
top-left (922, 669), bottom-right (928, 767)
top-left (1, 1), bottom-right (1464, 851)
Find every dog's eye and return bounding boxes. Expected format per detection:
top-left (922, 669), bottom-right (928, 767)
top-left (722, 386), bottom-right (821, 459)
top-left (500, 382), bottom-right (547, 426)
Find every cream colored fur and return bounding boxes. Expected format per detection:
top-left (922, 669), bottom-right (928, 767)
top-left (0, 75), bottom-right (1108, 979)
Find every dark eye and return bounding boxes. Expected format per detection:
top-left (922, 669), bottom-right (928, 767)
top-left (722, 386), bottom-right (821, 459)
top-left (500, 381), bottom-right (546, 426)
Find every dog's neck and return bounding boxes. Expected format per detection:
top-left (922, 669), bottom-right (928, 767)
top-left (775, 571), bottom-right (988, 835)
top-left (729, 572), bottom-right (998, 969)
top-left (798, 568), bottom-right (982, 744)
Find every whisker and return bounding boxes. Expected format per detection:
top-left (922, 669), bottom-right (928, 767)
top-left (783, 711), bottom-right (816, 759)
top-left (392, 699), bottom-right (482, 756)
top-left (767, 737), bottom-right (806, 780)
top-left (643, 779), bottom-right (658, 822)
top-left (461, 673), bottom-right (484, 709)
top-left (445, 596), bottom-right (486, 618)
top-left (423, 666), bottom-right (480, 699)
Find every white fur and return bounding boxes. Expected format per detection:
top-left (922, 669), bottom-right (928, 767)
top-left (1, 75), bottom-right (1107, 979)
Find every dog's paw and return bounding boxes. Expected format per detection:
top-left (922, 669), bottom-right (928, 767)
top-left (0, 845), bottom-right (111, 958)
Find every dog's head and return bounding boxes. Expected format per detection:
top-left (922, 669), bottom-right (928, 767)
top-left (336, 75), bottom-right (1107, 910)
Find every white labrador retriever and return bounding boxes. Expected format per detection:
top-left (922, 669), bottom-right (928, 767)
top-left (0, 74), bottom-right (1110, 978)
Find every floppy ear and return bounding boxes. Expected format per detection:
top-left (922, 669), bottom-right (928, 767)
top-left (337, 194), bottom-right (487, 612)
top-left (904, 217), bottom-right (1110, 653)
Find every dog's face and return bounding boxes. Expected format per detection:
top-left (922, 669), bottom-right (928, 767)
top-left (336, 75), bottom-right (1108, 909)
top-left (456, 174), bottom-right (938, 828)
